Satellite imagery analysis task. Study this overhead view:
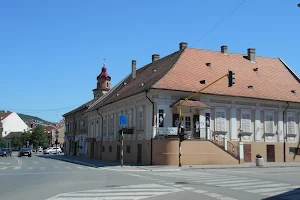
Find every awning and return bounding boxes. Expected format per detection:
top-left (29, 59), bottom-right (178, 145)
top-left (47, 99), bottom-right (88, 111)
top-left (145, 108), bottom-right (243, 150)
top-left (171, 100), bottom-right (212, 109)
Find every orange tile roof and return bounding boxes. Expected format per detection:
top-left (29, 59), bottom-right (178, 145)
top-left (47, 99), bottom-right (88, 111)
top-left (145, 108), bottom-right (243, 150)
top-left (89, 44), bottom-right (300, 111)
top-left (0, 112), bottom-right (12, 120)
top-left (153, 48), bottom-right (300, 103)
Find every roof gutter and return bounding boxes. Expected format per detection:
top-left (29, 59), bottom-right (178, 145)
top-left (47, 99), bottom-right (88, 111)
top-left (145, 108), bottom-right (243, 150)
top-left (283, 101), bottom-right (290, 162)
top-left (146, 89), bottom-right (154, 165)
top-left (97, 108), bottom-right (104, 160)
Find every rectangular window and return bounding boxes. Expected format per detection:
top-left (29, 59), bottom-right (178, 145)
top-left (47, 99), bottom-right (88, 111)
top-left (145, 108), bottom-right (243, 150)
top-left (241, 110), bottom-right (251, 133)
top-left (109, 146), bottom-right (112, 152)
top-left (159, 109), bottom-right (164, 127)
top-left (287, 114), bottom-right (296, 135)
top-left (126, 145), bottom-right (131, 153)
top-left (110, 116), bottom-right (114, 133)
top-left (102, 146), bottom-right (105, 152)
top-left (215, 110), bottom-right (226, 132)
top-left (128, 112), bottom-right (132, 128)
top-left (103, 118), bottom-right (107, 135)
top-left (138, 111), bottom-right (143, 130)
top-left (265, 112), bottom-right (274, 134)
top-left (185, 116), bottom-right (191, 131)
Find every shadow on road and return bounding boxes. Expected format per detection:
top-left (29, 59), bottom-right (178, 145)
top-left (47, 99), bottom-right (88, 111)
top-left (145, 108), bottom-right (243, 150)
top-left (262, 188), bottom-right (300, 200)
top-left (36, 154), bottom-right (144, 168)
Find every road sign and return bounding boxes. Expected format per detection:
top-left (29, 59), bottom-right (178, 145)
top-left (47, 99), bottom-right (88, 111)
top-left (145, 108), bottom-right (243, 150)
top-left (119, 115), bottom-right (126, 126)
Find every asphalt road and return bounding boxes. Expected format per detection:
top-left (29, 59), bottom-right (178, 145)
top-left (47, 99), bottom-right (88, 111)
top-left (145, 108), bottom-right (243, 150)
top-left (1, 154), bottom-right (300, 200)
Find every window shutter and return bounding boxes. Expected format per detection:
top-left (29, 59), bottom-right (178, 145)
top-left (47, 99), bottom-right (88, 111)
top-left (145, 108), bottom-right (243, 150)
top-left (288, 116), bottom-right (295, 135)
top-left (265, 114), bottom-right (274, 133)
top-left (241, 113), bottom-right (251, 133)
top-left (193, 115), bottom-right (200, 133)
top-left (216, 111), bottom-right (226, 132)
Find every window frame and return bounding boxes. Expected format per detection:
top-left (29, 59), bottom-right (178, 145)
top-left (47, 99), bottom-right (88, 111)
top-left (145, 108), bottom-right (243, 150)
top-left (215, 109), bottom-right (226, 132)
top-left (241, 109), bottom-right (251, 133)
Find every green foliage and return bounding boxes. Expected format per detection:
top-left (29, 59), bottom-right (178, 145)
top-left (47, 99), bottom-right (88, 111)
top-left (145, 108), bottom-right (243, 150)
top-left (0, 137), bottom-right (6, 148)
top-left (11, 135), bottom-right (23, 148)
top-left (31, 125), bottom-right (48, 147)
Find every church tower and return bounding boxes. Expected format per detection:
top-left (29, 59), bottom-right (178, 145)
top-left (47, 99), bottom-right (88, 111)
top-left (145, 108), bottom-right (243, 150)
top-left (93, 59), bottom-right (111, 99)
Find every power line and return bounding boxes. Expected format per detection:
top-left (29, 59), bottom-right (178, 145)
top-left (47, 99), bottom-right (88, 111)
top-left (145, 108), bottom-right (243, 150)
top-left (0, 104), bottom-right (81, 112)
top-left (191, 0), bottom-right (247, 47)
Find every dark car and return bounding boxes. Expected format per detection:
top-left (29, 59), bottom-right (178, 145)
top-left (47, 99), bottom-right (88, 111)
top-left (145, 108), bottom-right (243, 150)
top-left (0, 148), bottom-right (12, 157)
top-left (18, 148), bottom-right (32, 157)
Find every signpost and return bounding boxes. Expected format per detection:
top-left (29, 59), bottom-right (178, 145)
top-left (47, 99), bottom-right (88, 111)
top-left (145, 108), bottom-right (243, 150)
top-left (55, 131), bottom-right (59, 155)
top-left (119, 115), bottom-right (126, 167)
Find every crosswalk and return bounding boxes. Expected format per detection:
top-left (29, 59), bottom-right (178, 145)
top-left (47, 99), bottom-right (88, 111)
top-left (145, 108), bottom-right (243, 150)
top-left (0, 165), bottom-right (96, 172)
top-left (150, 171), bottom-right (300, 199)
top-left (46, 184), bottom-right (182, 200)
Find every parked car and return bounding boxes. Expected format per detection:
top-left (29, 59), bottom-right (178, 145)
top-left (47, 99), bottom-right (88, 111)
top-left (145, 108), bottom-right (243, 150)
top-left (0, 148), bottom-right (12, 157)
top-left (43, 147), bottom-right (62, 155)
top-left (18, 148), bottom-right (32, 157)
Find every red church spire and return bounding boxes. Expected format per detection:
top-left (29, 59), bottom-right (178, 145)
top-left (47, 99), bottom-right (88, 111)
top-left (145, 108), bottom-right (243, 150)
top-left (97, 58), bottom-right (111, 80)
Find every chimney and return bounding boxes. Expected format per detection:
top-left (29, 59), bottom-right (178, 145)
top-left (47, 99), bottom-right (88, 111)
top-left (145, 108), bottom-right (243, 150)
top-left (152, 54), bottom-right (160, 63)
top-left (221, 45), bottom-right (228, 55)
top-left (247, 48), bottom-right (256, 63)
top-left (131, 60), bottom-right (136, 80)
top-left (179, 42), bottom-right (188, 50)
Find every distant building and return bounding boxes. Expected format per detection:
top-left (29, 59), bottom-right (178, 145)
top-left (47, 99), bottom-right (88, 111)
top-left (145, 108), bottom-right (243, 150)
top-left (63, 61), bottom-right (111, 157)
top-left (0, 111), bottom-right (29, 148)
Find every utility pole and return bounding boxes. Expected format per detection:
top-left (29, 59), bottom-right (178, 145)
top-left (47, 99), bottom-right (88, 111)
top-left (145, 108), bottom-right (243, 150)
top-left (121, 129), bottom-right (124, 167)
top-left (178, 72), bottom-right (234, 167)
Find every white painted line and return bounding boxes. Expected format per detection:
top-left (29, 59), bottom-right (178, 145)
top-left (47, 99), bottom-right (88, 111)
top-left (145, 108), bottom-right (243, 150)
top-left (76, 166), bottom-right (83, 169)
top-left (234, 183), bottom-right (289, 190)
top-left (224, 181), bottom-right (272, 188)
top-left (118, 184), bottom-right (174, 189)
top-left (204, 178), bottom-right (249, 184)
top-left (193, 189), bottom-right (207, 194)
top-left (247, 186), bottom-right (300, 193)
top-left (57, 191), bottom-right (173, 197)
top-left (13, 166), bottom-right (20, 170)
top-left (211, 179), bottom-right (260, 186)
top-left (48, 196), bottom-right (152, 200)
top-left (33, 161), bottom-right (39, 164)
top-left (0, 162), bottom-right (10, 165)
top-left (0, 167), bottom-right (8, 170)
top-left (205, 193), bottom-right (223, 198)
top-left (77, 188), bottom-right (180, 193)
top-left (182, 187), bottom-right (194, 190)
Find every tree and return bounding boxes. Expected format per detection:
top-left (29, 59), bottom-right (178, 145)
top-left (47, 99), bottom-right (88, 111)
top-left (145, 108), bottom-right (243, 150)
top-left (31, 125), bottom-right (48, 148)
top-left (11, 135), bottom-right (22, 149)
top-left (0, 137), bottom-right (6, 148)
top-left (21, 132), bottom-right (32, 146)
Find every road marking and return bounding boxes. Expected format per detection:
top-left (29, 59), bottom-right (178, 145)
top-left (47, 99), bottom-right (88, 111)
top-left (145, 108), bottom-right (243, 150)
top-left (13, 166), bottom-right (21, 170)
top-left (33, 161), bottom-right (39, 164)
top-left (65, 166), bottom-right (72, 169)
top-left (45, 184), bottom-right (182, 200)
top-left (0, 162), bottom-right (10, 165)
top-left (0, 167), bottom-right (8, 170)
top-left (76, 166), bottom-right (83, 169)
top-left (0, 172), bottom-right (77, 176)
top-left (27, 167), bottom-right (33, 170)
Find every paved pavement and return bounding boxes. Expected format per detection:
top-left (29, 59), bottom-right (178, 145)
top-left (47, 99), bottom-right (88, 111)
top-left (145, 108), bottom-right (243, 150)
top-left (1, 154), bottom-right (300, 199)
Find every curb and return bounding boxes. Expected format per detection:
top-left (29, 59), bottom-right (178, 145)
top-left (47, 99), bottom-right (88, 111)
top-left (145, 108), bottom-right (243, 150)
top-left (182, 165), bottom-right (300, 170)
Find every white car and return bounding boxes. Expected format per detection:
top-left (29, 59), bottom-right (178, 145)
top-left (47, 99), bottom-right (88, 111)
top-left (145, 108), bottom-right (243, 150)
top-left (43, 147), bottom-right (62, 154)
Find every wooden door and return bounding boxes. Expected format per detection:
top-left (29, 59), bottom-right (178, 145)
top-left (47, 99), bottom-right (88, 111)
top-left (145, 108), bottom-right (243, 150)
top-left (244, 144), bottom-right (252, 162)
top-left (117, 145), bottom-right (120, 161)
top-left (137, 144), bottom-right (142, 164)
top-left (267, 145), bottom-right (275, 162)
top-left (90, 142), bottom-right (95, 158)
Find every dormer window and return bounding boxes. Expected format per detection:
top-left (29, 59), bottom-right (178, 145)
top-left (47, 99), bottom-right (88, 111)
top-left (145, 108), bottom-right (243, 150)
top-left (106, 82), bottom-right (109, 88)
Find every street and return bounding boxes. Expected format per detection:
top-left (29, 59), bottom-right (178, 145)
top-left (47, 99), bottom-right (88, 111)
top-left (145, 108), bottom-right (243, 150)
top-left (1, 154), bottom-right (300, 200)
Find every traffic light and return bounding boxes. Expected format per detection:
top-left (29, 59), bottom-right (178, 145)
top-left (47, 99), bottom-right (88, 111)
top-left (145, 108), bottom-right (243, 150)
top-left (228, 70), bottom-right (235, 87)
top-left (117, 130), bottom-right (123, 143)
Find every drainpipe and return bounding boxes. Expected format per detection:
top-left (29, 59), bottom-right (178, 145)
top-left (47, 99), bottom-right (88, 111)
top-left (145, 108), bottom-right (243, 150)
top-left (146, 90), bottom-right (154, 165)
top-left (97, 108), bottom-right (103, 160)
top-left (283, 102), bottom-right (290, 162)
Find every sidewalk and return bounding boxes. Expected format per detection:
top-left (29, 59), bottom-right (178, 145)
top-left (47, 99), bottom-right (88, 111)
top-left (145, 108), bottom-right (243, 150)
top-left (43, 155), bottom-right (300, 171)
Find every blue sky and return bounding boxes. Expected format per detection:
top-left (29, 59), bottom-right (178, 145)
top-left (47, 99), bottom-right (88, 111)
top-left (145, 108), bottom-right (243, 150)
top-left (0, 0), bottom-right (299, 122)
